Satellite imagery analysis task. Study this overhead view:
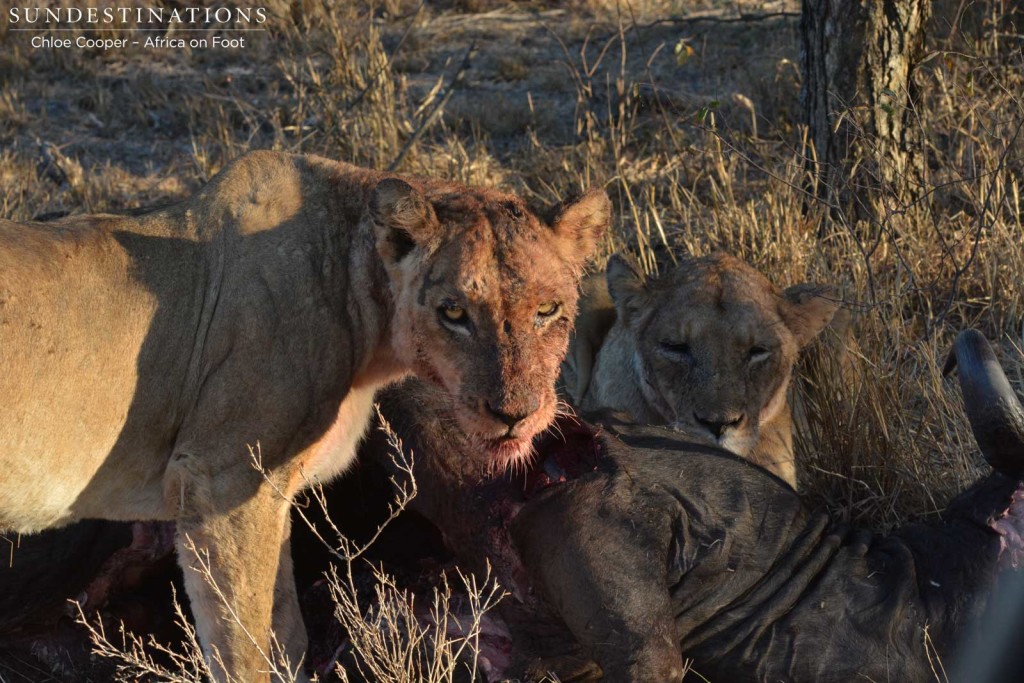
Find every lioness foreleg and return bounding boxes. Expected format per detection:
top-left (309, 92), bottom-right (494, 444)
top-left (170, 455), bottom-right (301, 683)
top-left (271, 513), bottom-right (308, 675)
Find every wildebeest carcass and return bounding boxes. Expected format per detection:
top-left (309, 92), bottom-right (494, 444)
top-left (363, 328), bottom-right (1024, 682)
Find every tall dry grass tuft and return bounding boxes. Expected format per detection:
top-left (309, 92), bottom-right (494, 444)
top-left (276, 2), bottom-right (410, 169)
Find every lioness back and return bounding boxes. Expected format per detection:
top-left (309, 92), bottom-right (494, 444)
top-left (0, 213), bottom-right (204, 530)
top-left (0, 152), bottom-right (378, 530)
top-left (566, 253), bottom-right (841, 488)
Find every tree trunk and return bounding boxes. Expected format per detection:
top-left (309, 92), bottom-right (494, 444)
top-left (800, 0), bottom-right (931, 214)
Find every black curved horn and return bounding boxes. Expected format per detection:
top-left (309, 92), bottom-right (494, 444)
top-left (944, 329), bottom-right (1024, 477)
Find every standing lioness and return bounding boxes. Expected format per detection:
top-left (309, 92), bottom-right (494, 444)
top-left (0, 151), bottom-right (608, 681)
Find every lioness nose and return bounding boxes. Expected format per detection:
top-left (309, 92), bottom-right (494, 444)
top-left (485, 399), bottom-right (537, 429)
top-left (693, 411), bottom-right (744, 439)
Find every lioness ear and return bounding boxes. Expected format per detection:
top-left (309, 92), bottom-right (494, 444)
top-left (781, 283), bottom-right (840, 348)
top-left (606, 253), bottom-right (649, 321)
top-left (370, 178), bottom-right (439, 266)
top-left (550, 189), bottom-right (611, 263)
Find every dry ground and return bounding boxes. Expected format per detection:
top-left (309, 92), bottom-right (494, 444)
top-left (1, 0), bottom-right (1023, 680)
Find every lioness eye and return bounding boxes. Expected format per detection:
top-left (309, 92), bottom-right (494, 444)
top-left (439, 301), bottom-right (469, 326)
top-left (659, 341), bottom-right (693, 361)
top-left (537, 302), bottom-right (560, 317)
top-left (749, 346), bottom-right (771, 363)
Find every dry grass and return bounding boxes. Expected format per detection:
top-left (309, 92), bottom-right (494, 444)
top-left (2, 0), bottom-right (1023, 678)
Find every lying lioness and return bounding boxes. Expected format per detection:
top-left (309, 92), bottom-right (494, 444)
top-left (0, 151), bottom-right (608, 681)
top-left (369, 329), bottom-right (1024, 682)
top-left (562, 252), bottom-right (842, 487)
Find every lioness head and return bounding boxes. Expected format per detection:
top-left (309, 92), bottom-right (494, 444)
top-left (602, 253), bottom-right (838, 459)
top-left (371, 179), bottom-right (609, 470)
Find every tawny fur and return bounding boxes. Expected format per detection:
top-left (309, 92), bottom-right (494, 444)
top-left (562, 253), bottom-right (840, 489)
top-left (0, 150), bottom-right (607, 682)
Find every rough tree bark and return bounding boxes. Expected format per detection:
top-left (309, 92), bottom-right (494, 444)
top-left (800, 0), bottom-right (932, 212)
